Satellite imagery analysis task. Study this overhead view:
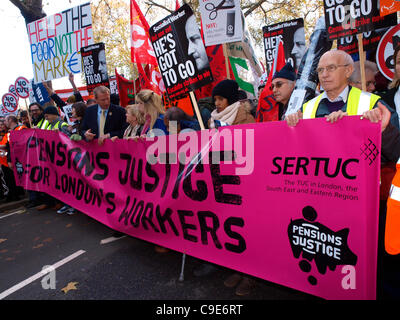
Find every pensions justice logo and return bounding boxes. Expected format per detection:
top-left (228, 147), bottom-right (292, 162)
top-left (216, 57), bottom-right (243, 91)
top-left (288, 206), bottom-right (357, 286)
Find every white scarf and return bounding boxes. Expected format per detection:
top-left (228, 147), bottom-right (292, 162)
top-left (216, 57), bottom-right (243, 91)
top-left (123, 124), bottom-right (141, 138)
top-left (209, 101), bottom-right (241, 128)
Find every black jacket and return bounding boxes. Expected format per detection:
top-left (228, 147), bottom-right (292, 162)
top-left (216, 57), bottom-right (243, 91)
top-left (382, 122), bottom-right (400, 164)
top-left (379, 87), bottom-right (400, 130)
top-left (81, 104), bottom-right (128, 139)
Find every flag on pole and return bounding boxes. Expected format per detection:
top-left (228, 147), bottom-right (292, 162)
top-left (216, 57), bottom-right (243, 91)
top-left (130, 0), bottom-right (157, 65)
top-left (255, 40), bottom-right (286, 122)
top-left (229, 56), bottom-right (256, 97)
top-left (115, 69), bottom-right (134, 107)
top-left (135, 54), bottom-right (163, 96)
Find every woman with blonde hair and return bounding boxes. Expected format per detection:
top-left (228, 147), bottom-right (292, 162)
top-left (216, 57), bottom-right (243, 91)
top-left (124, 104), bottom-right (145, 138)
top-left (135, 89), bottom-right (167, 136)
top-left (111, 104), bottom-right (145, 141)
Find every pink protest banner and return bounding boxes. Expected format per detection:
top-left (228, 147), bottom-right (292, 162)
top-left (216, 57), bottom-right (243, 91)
top-left (10, 116), bottom-right (381, 300)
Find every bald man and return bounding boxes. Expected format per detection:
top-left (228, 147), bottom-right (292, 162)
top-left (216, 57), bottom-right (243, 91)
top-left (286, 50), bottom-right (391, 130)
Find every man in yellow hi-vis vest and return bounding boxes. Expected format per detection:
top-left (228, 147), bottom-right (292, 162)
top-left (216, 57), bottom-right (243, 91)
top-left (35, 106), bottom-right (67, 212)
top-left (42, 106), bottom-right (69, 132)
top-left (286, 49), bottom-right (400, 299)
top-left (286, 50), bottom-right (391, 128)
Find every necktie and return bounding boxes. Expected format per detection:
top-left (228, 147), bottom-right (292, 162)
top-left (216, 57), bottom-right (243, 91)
top-left (99, 109), bottom-right (106, 136)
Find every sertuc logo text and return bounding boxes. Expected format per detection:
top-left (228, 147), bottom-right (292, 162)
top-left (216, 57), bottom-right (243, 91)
top-left (288, 206), bottom-right (357, 286)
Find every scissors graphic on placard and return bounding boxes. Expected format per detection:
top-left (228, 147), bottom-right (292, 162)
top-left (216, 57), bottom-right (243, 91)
top-left (205, 0), bottom-right (235, 20)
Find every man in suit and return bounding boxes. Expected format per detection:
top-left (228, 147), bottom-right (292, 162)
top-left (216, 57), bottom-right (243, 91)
top-left (81, 86), bottom-right (128, 144)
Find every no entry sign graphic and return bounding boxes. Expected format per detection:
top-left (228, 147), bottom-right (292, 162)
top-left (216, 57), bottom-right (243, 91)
top-left (376, 24), bottom-right (400, 80)
top-left (14, 76), bottom-right (30, 99)
top-left (2, 93), bottom-right (19, 113)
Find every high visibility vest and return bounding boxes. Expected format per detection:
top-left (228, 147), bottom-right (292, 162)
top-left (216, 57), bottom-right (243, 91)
top-left (5, 125), bottom-right (27, 141)
top-left (302, 87), bottom-right (380, 119)
top-left (0, 134), bottom-right (8, 167)
top-left (386, 158), bottom-right (400, 255)
top-left (44, 120), bottom-right (68, 131)
top-left (36, 118), bottom-right (48, 129)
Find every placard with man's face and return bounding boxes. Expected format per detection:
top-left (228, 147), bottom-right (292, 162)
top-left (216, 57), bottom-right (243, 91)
top-left (263, 18), bottom-right (306, 72)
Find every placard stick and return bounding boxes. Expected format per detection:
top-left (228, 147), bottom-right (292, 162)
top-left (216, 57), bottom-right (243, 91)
top-left (179, 92), bottom-right (205, 281)
top-left (357, 33), bottom-right (367, 91)
top-left (189, 91), bottom-right (205, 130)
top-left (24, 98), bottom-right (32, 128)
top-left (223, 43), bottom-right (231, 79)
top-left (332, 39), bottom-right (337, 49)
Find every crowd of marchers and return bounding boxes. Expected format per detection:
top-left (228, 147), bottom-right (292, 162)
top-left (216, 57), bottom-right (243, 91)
top-left (2, 49), bottom-right (400, 299)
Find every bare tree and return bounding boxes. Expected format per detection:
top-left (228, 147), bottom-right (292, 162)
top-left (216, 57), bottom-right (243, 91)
top-left (9, 0), bottom-right (46, 24)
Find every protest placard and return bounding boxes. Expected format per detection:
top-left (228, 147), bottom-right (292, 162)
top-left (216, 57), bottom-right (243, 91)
top-left (337, 12), bottom-right (396, 54)
top-left (338, 28), bottom-right (388, 54)
top-left (2, 92), bottom-right (19, 113)
top-left (0, 104), bottom-right (18, 117)
top-left (11, 116), bottom-right (380, 299)
top-left (324, 0), bottom-right (397, 40)
top-left (109, 76), bottom-right (118, 95)
top-left (30, 79), bottom-right (51, 105)
top-left (8, 85), bottom-right (18, 100)
top-left (376, 24), bottom-right (400, 80)
top-left (62, 104), bottom-right (75, 125)
top-left (263, 18), bottom-right (305, 72)
top-left (149, 4), bottom-right (213, 100)
top-left (14, 77), bottom-right (30, 99)
top-left (199, 0), bottom-right (243, 46)
top-left (27, 2), bottom-right (94, 83)
top-left (81, 42), bottom-right (110, 93)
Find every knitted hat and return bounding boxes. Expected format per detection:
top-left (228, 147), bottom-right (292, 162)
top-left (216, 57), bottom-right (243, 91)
top-left (272, 62), bottom-right (296, 81)
top-left (212, 79), bottom-right (240, 105)
top-left (43, 106), bottom-right (59, 116)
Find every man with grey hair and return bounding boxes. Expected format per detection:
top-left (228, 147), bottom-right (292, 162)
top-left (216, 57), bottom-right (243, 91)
top-left (349, 60), bottom-right (378, 93)
top-left (286, 50), bottom-right (390, 128)
top-left (81, 85), bottom-right (128, 144)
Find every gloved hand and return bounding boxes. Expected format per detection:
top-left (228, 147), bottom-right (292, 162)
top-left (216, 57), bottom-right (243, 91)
top-left (70, 134), bottom-right (82, 141)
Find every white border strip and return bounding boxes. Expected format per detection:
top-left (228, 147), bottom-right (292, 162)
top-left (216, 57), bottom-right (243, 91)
top-left (0, 250), bottom-right (86, 300)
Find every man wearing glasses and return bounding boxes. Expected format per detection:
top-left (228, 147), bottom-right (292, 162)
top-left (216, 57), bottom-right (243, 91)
top-left (286, 50), bottom-right (390, 127)
top-left (28, 102), bottom-right (48, 129)
top-left (270, 63), bottom-right (296, 120)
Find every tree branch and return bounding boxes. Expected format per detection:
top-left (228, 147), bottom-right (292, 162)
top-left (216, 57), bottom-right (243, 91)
top-left (144, 0), bottom-right (173, 14)
top-left (9, 0), bottom-right (30, 15)
top-left (9, 0), bottom-right (45, 24)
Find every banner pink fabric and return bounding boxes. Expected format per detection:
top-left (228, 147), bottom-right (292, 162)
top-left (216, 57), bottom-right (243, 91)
top-left (10, 116), bottom-right (381, 299)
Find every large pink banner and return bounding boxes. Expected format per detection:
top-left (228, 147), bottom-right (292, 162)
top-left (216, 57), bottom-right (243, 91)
top-left (10, 116), bottom-right (381, 299)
